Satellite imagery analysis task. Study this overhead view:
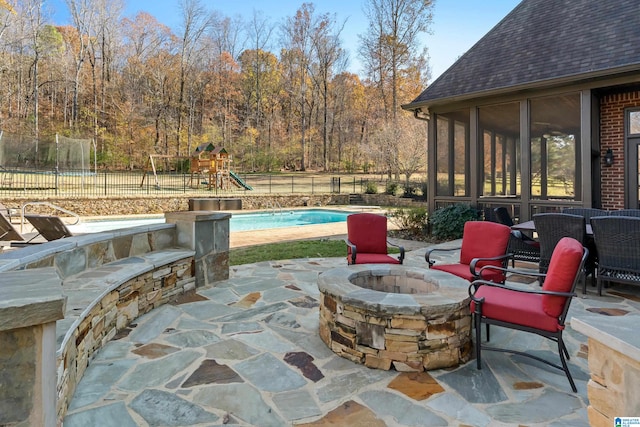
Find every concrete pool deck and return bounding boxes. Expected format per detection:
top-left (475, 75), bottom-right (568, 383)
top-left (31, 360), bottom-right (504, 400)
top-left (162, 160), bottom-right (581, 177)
top-left (61, 240), bottom-right (640, 426)
top-left (3, 206), bottom-right (380, 249)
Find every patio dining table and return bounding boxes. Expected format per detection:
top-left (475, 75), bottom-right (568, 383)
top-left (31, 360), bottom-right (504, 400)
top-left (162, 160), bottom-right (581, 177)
top-left (512, 220), bottom-right (593, 236)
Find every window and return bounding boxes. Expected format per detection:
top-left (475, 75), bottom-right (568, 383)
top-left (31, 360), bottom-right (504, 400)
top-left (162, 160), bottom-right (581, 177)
top-left (435, 110), bottom-right (470, 196)
top-left (478, 102), bottom-right (520, 197)
top-left (530, 93), bottom-right (581, 200)
top-left (629, 110), bottom-right (640, 135)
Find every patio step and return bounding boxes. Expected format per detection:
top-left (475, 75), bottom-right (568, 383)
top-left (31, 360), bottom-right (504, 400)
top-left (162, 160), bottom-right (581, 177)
top-left (349, 193), bottom-right (365, 205)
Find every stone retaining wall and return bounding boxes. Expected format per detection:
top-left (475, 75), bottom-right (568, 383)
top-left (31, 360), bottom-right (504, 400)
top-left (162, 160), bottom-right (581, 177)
top-left (56, 255), bottom-right (195, 422)
top-left (1, 193), bottom-right (423, 217)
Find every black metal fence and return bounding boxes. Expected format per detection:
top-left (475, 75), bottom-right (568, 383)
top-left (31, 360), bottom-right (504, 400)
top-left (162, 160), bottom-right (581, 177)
top-left (0, 169), bottom-right (420, 199)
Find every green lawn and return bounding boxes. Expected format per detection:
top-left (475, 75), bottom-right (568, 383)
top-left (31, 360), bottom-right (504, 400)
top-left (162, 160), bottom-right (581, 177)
top-left (229, 239), bottom-right (347, 265)
top-left (229, 239), bottom-right (401, 265)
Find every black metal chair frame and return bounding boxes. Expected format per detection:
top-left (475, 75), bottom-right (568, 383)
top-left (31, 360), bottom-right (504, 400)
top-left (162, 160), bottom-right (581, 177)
top-left (493, 207), bottom-right (540, 265)
top-left (425, 247), bottom-right (512, 282)
top-left (591, 215), bottom-right (640, 295)
top-left (469, 246), bottom-right (588, 393)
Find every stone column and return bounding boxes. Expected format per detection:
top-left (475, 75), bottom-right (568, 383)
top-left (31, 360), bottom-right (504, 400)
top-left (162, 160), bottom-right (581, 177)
top-left (572, 315), bottom-right (640, 427)
top-left (0, 268), bottom-right (66, 427)
top-left (165, 211), bottom-right (231, 287)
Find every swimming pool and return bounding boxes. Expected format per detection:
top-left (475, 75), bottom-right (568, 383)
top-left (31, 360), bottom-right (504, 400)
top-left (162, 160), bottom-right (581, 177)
top-left (69, 209), bottom-right (353, 234)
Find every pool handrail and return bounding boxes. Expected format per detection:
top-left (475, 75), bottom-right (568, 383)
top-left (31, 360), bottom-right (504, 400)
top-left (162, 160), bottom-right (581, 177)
top-left (266, 200), bottom-right (283, 215)
top-left (20, 201), bottom-right (80, 233)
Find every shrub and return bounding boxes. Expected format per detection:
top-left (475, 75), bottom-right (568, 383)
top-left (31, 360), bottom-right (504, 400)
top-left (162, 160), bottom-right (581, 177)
top-left (403, 184), bottom-right (418, 198)
top-left (429, 204), bottom-right (480, 241)
top-left (364, 180), bottom-right (378, 194)
top-left (419, 181), bottom-right (428, 198)
top-left (385, 181), bottom-right (399, 195)
top-left (388, 207), bottom-right (428, 234)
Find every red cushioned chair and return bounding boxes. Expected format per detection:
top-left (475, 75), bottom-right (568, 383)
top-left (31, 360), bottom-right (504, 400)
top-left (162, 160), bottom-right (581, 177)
top-left (469, 237), bottom-right (587, 392)
top-left (425, 221), bottom-right (512, 283)
top-left (346, 213), bottom-right (404, 265)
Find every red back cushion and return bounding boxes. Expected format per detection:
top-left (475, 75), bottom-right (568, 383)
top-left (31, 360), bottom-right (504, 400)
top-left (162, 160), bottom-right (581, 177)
top-left (459, 221), bottom-right (511, 268)
top-left (542, 237), bottom-right (584, 317)
top-left (347, 213), bottom-right (388, 254)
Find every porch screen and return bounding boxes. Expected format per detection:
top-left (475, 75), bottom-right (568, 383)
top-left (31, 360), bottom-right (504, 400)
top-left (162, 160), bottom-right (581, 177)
top-left (530, 93), bottom-right (581, 200)
top-left (435, 110), bottom-right (470, 196)
top-left (479, 102), bottom-right (520, 197)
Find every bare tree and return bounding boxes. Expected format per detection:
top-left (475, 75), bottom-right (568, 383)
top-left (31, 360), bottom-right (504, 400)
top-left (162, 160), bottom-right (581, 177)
top-left (359, 0), bottom-right (434, 120)
top-left (177, 0), bottom-right (212, 155)
top-left (65, 0), bottom-right (96, 128)
top-left (281, 2), bottom-right (316, 171)
top-left (309, 11), bottom-right (346, 171)
top-left (245, 10), bottom-right (274, 151)
top-left (90, 0), bottom-right (123, 150)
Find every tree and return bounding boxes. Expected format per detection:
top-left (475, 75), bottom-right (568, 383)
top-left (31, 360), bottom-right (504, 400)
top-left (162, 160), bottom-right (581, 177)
top-left (309, 11), bottom-right (346, 171)
top-left (64, 0), bottom-right (96, 129)
top-left (280, 3), bottom-right (316, 171)
top-left (176, 0), bottom-right (212, 155)
top-left (359, 0), bottom-right (434, 120)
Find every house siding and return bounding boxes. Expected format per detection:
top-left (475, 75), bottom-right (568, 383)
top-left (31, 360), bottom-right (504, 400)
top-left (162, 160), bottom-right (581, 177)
top-left (600, 90), bottom-right (640, 210)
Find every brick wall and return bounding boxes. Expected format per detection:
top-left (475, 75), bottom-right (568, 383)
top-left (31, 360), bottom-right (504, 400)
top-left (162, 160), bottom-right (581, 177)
top-left (600, 90), bottom-right (640, 209)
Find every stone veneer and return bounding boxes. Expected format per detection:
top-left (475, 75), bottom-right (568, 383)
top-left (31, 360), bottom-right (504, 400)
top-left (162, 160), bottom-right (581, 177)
top-left (0, 269), bottom-right (65, 427)
top-left (317, 265), bottom-right (472, 372)
top-left (572, 315), bottom-right (640, 427)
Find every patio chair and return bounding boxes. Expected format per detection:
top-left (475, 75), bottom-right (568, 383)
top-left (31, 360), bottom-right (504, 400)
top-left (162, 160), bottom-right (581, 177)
top-left (533, 213), bottom-right (593, 290)
top-left (425, 221), bottom-right (512, 283)
top-left (562, 207), bottom-right (609, 222)
top-left (346, 213), bottom-right (404, 265)
top-left (469, 237), bottom-right (587, 392)
top-left (590, 216), bottom-right (640, 295)
top-left (0, 201), bottom-right (18, 222)
top-left (0, 213), bottom-right (26, 243)
top-left (608, 209), bottom-right (640, 217)
top-left (493, 207), bottom-right (540, 265)
top-left (24, 213), bottom-right (74, 242)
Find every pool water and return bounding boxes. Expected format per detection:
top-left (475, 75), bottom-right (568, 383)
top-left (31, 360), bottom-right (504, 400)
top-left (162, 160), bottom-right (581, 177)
top-left (69, 209), bottom-right (353, 234)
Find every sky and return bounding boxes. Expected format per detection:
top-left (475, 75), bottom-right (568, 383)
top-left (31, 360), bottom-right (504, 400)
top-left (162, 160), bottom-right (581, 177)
top-left (47, 0), bottom-right (522, 81)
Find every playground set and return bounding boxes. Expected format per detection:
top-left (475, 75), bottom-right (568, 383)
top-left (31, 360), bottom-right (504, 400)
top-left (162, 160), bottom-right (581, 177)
top-left (141, 142), bottom-right (252, 191)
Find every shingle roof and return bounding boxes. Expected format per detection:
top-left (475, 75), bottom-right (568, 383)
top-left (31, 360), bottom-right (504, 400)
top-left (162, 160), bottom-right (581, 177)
top-left (406, 0), bottom-right (640, 109)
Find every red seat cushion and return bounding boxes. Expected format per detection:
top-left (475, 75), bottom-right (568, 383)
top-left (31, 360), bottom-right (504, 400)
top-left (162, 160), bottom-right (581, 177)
top-left (542, 237), bottom-right (584, 317)
top-left (470, 286), bottom-right (560, 332)
top-left (351, 253), bottom-right (401, 264)
top-left (347, 213), bottom-right (388, 254)
top-left (459, 221), bottom-right (511, 270)
top-left (432, 263), bottom-right (504, 283)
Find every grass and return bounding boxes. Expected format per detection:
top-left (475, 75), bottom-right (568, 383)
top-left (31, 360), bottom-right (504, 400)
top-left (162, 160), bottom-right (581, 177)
top-left (229, 239), bottom-right (401, 265)
top-left (229, 239), bottom-right (346, 265)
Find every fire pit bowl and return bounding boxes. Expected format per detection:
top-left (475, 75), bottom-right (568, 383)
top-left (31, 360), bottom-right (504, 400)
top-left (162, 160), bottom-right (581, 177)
top-left (317, 264), bottom-right (472, 371)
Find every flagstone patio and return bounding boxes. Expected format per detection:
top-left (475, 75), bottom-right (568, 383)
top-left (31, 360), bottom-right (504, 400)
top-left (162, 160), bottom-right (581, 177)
top-left (62, 242), bottom-right (640, 426)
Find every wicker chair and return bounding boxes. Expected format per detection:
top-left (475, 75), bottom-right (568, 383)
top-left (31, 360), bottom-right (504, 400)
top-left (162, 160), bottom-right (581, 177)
top-left (562, 208), bottom-right (609, 221)
top-left (590, 216), bottom-right (640, 295)
top-left (494, 207), bottom-right (540, 265)
top-left (609, 209), bottom-right (640, 217)
top-left (533, 213), bottom-right (592, 290)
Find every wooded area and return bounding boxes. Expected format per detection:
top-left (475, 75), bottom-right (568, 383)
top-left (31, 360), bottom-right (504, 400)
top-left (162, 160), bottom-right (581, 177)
top-left (0, 0), bottom-right (431, 179)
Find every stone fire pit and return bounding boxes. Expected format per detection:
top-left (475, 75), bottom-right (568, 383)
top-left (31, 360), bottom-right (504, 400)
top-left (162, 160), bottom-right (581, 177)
top-left (317, 265), bottom-right (472, 371)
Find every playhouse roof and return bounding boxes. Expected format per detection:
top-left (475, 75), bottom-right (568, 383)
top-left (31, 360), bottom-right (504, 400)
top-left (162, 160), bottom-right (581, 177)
top-left (193, 143), bottom-right (227, 156)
